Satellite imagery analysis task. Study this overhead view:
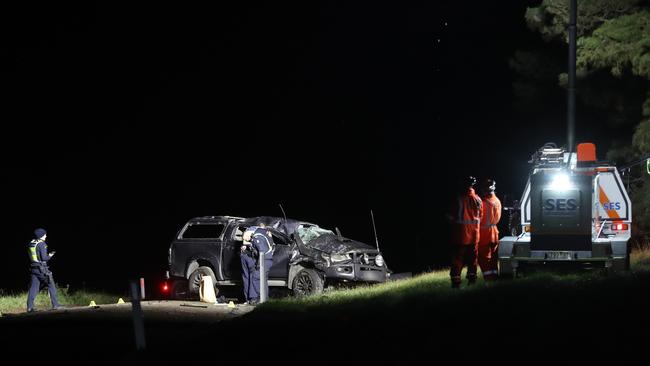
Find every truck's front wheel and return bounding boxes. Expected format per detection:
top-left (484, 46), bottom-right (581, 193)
top-left (292, 269), bottom-right (324, 297)
top-left (188, 266), bottom-right (219, 299)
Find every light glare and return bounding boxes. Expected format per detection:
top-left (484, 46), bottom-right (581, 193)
top-left (549, 173), bottom-right (572, 190)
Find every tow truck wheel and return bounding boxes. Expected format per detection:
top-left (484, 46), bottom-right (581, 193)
top-left (609, 257), bottom-right (629, 273)
top-left (292, 269), bottom-right (324, 296)
top-left (498, 259), bottom-right (514, 279)
top-left (188, 266), bottom-right (219, 299)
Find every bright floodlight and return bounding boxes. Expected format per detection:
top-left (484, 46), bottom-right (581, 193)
top-left (549, 173), bottom-right (572, 191)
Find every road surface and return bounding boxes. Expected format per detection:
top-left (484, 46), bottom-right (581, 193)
top-left (0, 300), bottom-right (255, 362)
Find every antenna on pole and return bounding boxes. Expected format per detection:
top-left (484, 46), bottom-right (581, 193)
top-left (278, 203), bottom-right (288, 234)
top-left (567, 0), bottom-right (577, 153)
top-left (370, 209), bottom-right (380, 251)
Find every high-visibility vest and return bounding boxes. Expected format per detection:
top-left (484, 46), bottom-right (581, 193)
top-left (479, 193), bottom-right (502, 245)
top-left (28, 239), bottom-right (43, 263)
top-left (452, 188), bottom-right (483, 245)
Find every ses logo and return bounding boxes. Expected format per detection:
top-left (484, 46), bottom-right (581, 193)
top-left (602, 202), bottom-right (621, 211)
top-left (543, 198), bottom-right (578, 211)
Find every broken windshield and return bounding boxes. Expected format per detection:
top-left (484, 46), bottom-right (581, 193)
top-left (296, 225), bottom-right (335, 244)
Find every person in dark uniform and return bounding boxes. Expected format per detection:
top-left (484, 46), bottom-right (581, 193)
top-left (26, 228), bottom-right (62, 312)
top-left (240, 226), bottom-right (258, 304)
top-left (240, 224), bottom-right (275, 305)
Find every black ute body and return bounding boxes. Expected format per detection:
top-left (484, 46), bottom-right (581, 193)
top-left (168, 215), bottom-right (388, 293)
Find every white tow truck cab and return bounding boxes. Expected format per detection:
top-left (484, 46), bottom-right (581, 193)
top-left (499, 142), bottom-right (631, 275)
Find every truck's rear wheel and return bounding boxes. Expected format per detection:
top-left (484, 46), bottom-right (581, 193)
top-left (498, 259), bottom-right (514, 278)
top-left (609, 258), bottom-right (629, 272)
top-left (188, 266), bottom-right (219, 299)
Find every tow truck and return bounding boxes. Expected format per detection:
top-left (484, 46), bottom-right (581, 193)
top-left (497, 0), bottom-right (637, 275)
top-left (498, 142), bottom-right (632, 275)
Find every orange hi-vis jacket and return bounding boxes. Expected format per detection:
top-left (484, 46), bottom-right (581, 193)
top-left (479, 193), bottom-right (501, 246)
top-left (451, 188), bottom-right (483, 246)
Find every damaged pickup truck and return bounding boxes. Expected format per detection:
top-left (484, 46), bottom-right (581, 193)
top-left (167, 216), bottom-right (389, 298)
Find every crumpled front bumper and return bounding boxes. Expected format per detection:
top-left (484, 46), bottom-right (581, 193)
top-left (322, 263), bottom-right (388, 283)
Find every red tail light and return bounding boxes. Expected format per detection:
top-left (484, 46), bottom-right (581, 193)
top-left (162, 282), bottom-right (169, 292)
top-left (612, 223), bottom-right (628, 231)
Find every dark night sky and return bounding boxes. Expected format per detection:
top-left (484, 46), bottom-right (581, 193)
top-left (1, 1), bottom-right (614, 292)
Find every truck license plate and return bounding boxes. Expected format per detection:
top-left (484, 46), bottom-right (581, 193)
top-left (546, 251), bottom-right (572, 260)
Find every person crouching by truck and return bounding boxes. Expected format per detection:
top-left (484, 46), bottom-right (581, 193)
top-left (446, 176), bottom-right (482, 289)
top-left (478, 178), bottom-right (502, 281)
top-left (240, 224), bottom-right (275, 305)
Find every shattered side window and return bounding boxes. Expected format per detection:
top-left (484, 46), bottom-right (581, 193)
top-left (181, 223), bottom-right (226, 239)
top-left (297, 225), bottom-right (335, 245)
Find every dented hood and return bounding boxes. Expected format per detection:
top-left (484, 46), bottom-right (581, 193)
top-left (306, 233), bottom-right (376, 254)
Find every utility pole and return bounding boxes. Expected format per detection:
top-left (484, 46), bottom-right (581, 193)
top-left (567, 0), bottom-right (577, 152)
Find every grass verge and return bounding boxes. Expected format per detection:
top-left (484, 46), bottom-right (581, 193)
top-left (0, 287), bottom-right (124, 314)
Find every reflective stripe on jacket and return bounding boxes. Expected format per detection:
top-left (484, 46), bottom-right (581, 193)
top-left (252, 229), bottom-right (275, 260)
top-left (479, 193), bottom-right (501, 245)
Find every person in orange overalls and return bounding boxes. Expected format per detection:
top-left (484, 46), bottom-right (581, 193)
top-left (478, 178), bottom-right (501, 281)
top-left (447, 176), bottom-right (482, 288)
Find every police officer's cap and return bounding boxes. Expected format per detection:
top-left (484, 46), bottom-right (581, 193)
top-left (34, 228), bottom-right (47, 239)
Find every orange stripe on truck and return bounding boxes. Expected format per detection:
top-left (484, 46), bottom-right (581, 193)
top-left (598, 186), bottom-right (621, 219)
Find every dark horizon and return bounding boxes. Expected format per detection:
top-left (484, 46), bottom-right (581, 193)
top-left (1, 1), bottom-right (620, 293)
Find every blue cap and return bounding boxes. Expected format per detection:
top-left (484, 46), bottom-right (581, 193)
top-left (34, 228), bottom-right (47, 239)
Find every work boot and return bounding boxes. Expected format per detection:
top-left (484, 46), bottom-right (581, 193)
top-left (467, 273), bottom-right (477, 286)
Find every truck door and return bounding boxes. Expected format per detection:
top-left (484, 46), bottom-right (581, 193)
top-left (595, 171), bottom-right (631, 222)
top-left (530, 172), bottom-right (592, 251)
top-left (225, 226), bottom-right (292, 280)
top-left (269, 231), bottom-right (291, 279)
top-left (222, 224), bottom-right (246, 280)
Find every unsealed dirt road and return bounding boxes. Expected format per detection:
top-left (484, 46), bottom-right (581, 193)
top-left (0, 300), bottom-right (255, 363)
